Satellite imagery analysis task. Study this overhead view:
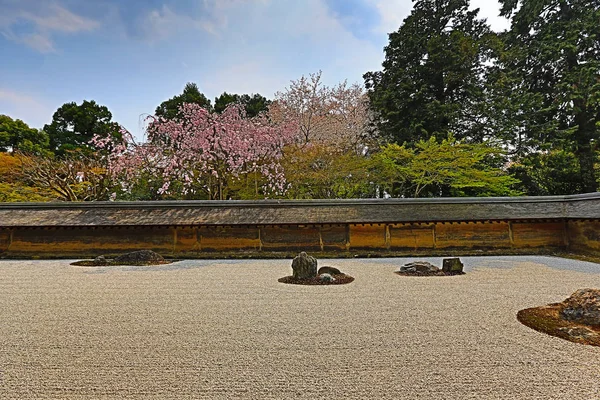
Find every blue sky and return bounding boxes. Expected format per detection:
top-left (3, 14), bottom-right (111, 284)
top-left (0, 0), bottom-right (509, 139)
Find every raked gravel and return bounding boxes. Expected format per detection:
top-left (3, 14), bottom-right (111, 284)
top-left (1, 256), bottom-right (600, 399)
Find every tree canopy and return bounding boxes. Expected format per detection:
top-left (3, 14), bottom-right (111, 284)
top-left (43, 100), bottom-right (121, 156)
top-left (498, 0), bottom-right (600, 193)
top-left (214, 92), bottom-right (271, 117)
top-left (155, 83), bottom-right (212, 119)
top-left (0, 115), bottom-right (49, 154)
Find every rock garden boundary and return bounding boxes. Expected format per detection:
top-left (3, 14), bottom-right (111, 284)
top-left (0, 193), bottom-right (599, 258)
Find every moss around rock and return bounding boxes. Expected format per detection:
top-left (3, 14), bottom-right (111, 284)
top-left (517, 289), bottom-right (600, 347)
top-left (71, 250), bottom-right (171, 267)
top-left (278, 274), bottom-right (354, 285)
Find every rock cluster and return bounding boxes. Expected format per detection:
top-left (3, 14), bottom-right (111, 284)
top-left (283, 253), bottom-right (350, 285)
top-left (398, 258), bottom-right (464, 276)
top-left (561, 288), bottom-right (600, 326)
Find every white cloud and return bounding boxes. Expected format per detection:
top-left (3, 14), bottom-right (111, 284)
top-left (136, 3), bottom-right (226, 42)
top-left (0, 2), bottom-right (100, 53)
top-left (369, 0), bottom-right (412, 34)
top-left (24, 3), bottom-right (99, 33)
top-left (0, 89), bottom-right (53, 128)
top-left (18, 33), bottom-right (56, 53)
top-left (161, 0), bottom-right (383, 98)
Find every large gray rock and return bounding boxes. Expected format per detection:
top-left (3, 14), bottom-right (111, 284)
top-left (399, 261), bottom-right (439, 273)
top-left (114, 250), bottom-right (164, 264)
top-left (442, 258), bottom-right (464, 274)
top-left (291, 252), bottom-right (317, 279)
top-left (561, 288), bottom-right (600, 326)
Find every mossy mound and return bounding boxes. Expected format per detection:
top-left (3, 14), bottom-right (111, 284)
top-left (517, 304), bottom-right (600, 347)
top-left (71, 250), bottom-right (173, 267)
top-left (278, 274), bottom-right (355, 285)
top-left (71, 259), bottom-right (173, 267)
top-left (395, 270), bottom-right (463, 277)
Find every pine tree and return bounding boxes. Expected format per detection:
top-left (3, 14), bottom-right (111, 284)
top-left (364, 0), bottom-right (492, 146)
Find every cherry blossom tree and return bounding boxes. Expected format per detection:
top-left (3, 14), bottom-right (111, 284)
top-left (95, 103), bottom-right (297, 200)
top-left (271, 71), bottom-right (374, 153)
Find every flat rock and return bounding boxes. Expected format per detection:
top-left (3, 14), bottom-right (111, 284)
top-left (318, 266), bottom-right (342, 275)
top-left (399, 261), bottom-right (440, 273)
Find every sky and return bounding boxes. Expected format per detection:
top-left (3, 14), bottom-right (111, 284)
top-left (0, 0), bottom-right (510, 139)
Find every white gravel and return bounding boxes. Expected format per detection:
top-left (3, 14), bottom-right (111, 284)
top-left (1, 256), bottom-right (600, 399)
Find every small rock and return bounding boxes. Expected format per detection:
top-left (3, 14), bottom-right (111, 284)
top-left (558, 326), bottom-right (598, 339)
top-left (291, 252), bottom-right (318, 279)
top-left (318, 266), bottom-right (342, 275)
top-left (93, 255), bottom-right (108, 265)
top-left (561, 288), bottom-right (600, 326)
top-left (442, 258), bottom-right (464, 274)
top-left (318, 273), bottom-right (335, 282)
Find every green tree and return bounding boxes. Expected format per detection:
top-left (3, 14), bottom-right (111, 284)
top-left (0, 115), bottom-right (50, 155)
top-left (509, 150), bottom-right (582, 196)
top-left (498, 0), bottom-right (600, 193)
top-left (155, 83), bottom-right (212, 119)
top-left (370, 136), bottom-right (521, 198)
top-left (364, 0), bottom-right (492, 145)
top-left (281, 144), bottom-right (371, 199)
top-left (214, 92), bottom-right (271, 117)
top-left (44, 100), bottom-right (121, 156)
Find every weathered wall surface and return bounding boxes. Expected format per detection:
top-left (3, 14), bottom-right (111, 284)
top-left (0, 221), bottom-right (574, 258)
top-left (568, 220), bottom-right (600, 256)
top-left (0, 194), bottom-right (598, 258)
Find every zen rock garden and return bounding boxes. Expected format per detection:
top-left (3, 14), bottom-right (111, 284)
top-left (278, 252), bottom-right (355, 285)
top-left (396, 258), bottom-right (465, 276)
top-left (518, 288), bottom-right (600, 347)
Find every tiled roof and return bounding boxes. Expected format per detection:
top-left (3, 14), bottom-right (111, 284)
top-left (1, 193), bottom-right (598, 227)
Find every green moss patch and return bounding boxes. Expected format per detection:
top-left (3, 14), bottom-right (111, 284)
top-left (71, 260), bottom-right (174, 267)
top-left (394, 271), bottom-right (464, 277)
top-left (278, 274), bottom-right (355, 285)
top-left (517, 304), bottom-right (600, 347)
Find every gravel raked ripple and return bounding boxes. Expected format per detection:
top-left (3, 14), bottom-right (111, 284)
top-left (1, 256), bottom-right (600, 399)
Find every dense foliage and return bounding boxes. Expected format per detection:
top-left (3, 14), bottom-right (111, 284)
top-left (364, 0), bottom-right (491, 145)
